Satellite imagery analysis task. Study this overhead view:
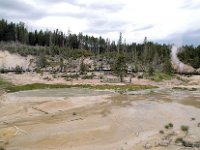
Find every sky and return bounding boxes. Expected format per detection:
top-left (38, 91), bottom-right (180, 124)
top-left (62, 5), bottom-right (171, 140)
top-left (0, 0), bottom-right (200, 45)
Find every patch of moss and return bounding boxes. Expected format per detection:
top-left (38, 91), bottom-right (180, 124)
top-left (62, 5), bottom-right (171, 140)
top-left (6, 83), bottom-right (158, 93)
top-left (0, 78), bottom-right (13, 89)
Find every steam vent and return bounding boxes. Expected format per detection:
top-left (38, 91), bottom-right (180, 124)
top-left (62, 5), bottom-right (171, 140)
top-left (171, 45), bottom-right (195, 73)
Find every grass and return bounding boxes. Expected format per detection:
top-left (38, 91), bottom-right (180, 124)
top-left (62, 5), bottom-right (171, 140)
top-left (6, 83), bottom-right (70, 92)
top-left (5, 83), bottom-right (158, 93)
top-left (149, 72), bottom-right (173, 82)
top-left (0, 77), bottom-right (13, 89)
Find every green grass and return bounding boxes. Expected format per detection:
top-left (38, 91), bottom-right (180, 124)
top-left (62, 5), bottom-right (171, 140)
top-left (0, 78), bottom-right (13, 89)
top-left (6, 83), bottom-right (70, 92)
top-left (5, 83), bottom-right (158, 93)
top-left (150, 72), bottom-right (173, 82)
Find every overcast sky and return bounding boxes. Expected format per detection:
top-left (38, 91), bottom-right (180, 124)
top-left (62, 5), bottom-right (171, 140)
top-left (0, 0), bottom-right (200, 45)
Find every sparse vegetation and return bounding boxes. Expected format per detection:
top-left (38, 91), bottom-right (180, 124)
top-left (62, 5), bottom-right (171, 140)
top-left (168, 123), bottom-right (173, 128)
top-left (5, 83), bottom-right (158, 93)
top-left (150, 72), bottom-right (173, 82)
top-left (159, 130), bottom-right (164, 134)
top-left (165, 124), bottom-right (169, 129)
top-left (181, 125), bottom-right (189, 132)
top-left (165, 123), bottom-right (174, 129)
top-left (80, 60), bottom-right (87, 75)
top-left (62, 74), bottom-right (79, 80)
top-left (72, 112), bottom-right (77, 116)
top-left (15, 65), bottom-right (23, 74)
top-left (81, 74), bottom-right (95, 79)
top-left (0, 77), bottom-right (13, 89)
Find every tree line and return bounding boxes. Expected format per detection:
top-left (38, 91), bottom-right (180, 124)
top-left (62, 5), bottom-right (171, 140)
top-left (0, 18), bottom-right (199, 74)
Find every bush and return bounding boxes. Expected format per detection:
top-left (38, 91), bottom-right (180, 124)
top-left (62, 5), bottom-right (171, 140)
top-left (80, 60), bottom-right (87, 75)
top-left (159, 130), bottom-right (164, 134)
top-left (15, 65), bottom-right (23, 74)
top-left (0, 68), bottom-right (9, 74)
top-left (99, 75), bottom-right (103, 79)
top-left (36, 54), bottom-right (48, 68)
top-left (148, 65), bottom-right (154, 76)
top-left (165, 123), bottom-right (173, 129)
top-left (181, 125), bottom-right (189, 132)
top-left (165, 124), bottom-right (169, 129)
top-left (169, 123), bottom-right (173, 128)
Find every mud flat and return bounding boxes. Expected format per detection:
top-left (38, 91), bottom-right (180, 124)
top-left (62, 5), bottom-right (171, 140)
top-left (0, 88), bottom-right (200, 150)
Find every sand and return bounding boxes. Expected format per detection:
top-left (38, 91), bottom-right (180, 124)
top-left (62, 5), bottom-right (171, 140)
top-left (0, 88), bottom-right (199, 150)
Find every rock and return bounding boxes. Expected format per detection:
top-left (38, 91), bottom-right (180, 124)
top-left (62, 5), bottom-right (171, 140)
top-left (197, 123), bottom-right (200, 127)
top-left (144, 143), bottom-right (152, 149)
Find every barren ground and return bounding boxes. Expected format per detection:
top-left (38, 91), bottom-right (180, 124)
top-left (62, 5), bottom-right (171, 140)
top-left (0, 87), bottom-right (200, 150)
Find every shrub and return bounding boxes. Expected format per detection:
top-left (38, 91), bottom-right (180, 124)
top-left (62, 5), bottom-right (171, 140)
top-left (15, 65), bottom-right (23, 74)
top-left (99, 75), bottom-right (103, 79)
top-left (159, 130), bottom-right (164, 134)
top-left (181, 125), bottom-right (189, 132)
top-left (80, 60), bottom-right (87, 75)
top-left (165, 123), bottom-right (173, 129)
top-left (137, 74), bottom-right (143, 79)
top-left (148, 65), bottom-right (154, 76)
top-left (36, 54), bottom-right (48, 68)
top-left (165, 124), bottom-right (169, 129)
top-left (169, 123), bottom-right (173, 128)
top-left (0, 68), bottom-right (9, 74)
